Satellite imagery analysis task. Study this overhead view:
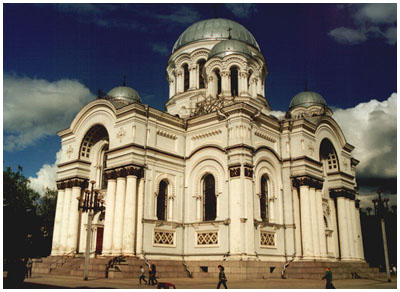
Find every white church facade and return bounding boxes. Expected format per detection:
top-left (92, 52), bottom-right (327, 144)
top-left (51, 18), bottom-right (365, 265)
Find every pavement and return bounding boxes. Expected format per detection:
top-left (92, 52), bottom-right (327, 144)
top-left (3, 274), bottom-right (397, 289)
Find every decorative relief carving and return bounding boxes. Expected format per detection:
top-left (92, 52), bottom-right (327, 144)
top-left (260, 231), bottom-right (275, 247)
top-left (308, 142), bottom-right (315, 156)
top-left (153, 230), bottom-right (175, 246)
top-left (254, 130), bottom-right (276, 143)
top-left (191, 129), bottom-right (222, 141)
top-left (105, 165), bottom-right (144, 180)
top-left (229, 166), bottom-right (241, 178)
top-left (197, 231), bottom-right (218, 245)
top-left (116, 127), bottom-right (126, 143)
top-left (244, 166), bottom-right (253, 178)
top-left (66, 145), bottom-right (74, 158)
top-left (157, 129), bottom-right (177, 140)
top-left (56, 177), bottom-right (89, 190)
top-left (329, 188), bottom-right (356, 200)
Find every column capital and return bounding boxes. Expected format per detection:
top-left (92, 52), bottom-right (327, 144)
top-left (244, 166), bottom-right (253, 178)
top-left (220, 70), bottom-right (230, 77)
top-left (292, 176), bottom-right (323, 189)
top-left (57, 177), bottom-right (89, 190)
top-left (329, 188), bottom-right (356, 200)
top-left (229, 165), bottom-right (241, 178)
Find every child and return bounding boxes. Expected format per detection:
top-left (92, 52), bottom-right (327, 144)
top-left (139, 265), bottom-right (147, 284)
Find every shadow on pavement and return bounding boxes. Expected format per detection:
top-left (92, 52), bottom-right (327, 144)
top-left (4, 279), bottom-right (114, 289)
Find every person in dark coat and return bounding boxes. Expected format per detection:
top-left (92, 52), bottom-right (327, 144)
top-left (321, 267), bottom-right (335, 289)
top-left (217, 265), bottom-right (228, 289)
top-left (148, 263), bottom-right (158, 285)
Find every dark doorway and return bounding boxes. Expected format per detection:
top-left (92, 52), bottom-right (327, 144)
top-left (95, 227), bottom-right (104, 255)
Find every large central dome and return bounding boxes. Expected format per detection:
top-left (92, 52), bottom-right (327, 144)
top-left (172, 18), bottom-right (260, 53)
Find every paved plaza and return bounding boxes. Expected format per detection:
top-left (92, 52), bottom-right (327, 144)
top-left (5, 274), bottom-right (397, 289)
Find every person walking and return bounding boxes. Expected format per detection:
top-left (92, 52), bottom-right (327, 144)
top-left (217, 265), bottom-right (228, 289)
top-left (139, 265), bottom-right (147, 284)
top-left (148, 263), bottom-right (158, 285)
top-left (321, 267), bottom-right (335, 289)
top-left (26, 258), bottom-right (33, 278)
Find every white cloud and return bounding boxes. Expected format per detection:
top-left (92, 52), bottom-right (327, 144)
top-left (329, 4), bottom-right (397, 45)
top-left (4, 75), bottom-right (95, 151)
top-left (333, 93), bottom-right (397, 178)
top-left (270, 110), bottom-right (285, 119)
top-left (355, 3), bottom-right (397, 25)
top-left (29, 149), bottom-right (62, 195)
top-left (225, 4), bottom-right (258, 18)
top-left (328, 27), bottom-right (367, 45)
top-left (152, 43), bottom-right (170, 56)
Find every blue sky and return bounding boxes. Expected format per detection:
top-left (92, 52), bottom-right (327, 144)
top-left (3, 3), bottom-right (397, 207)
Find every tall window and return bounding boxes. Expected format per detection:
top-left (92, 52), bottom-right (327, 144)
top-left (320, 139), bottom-right (338, 174)
top-left (260, 175), bottom-right (269, 221)
top-left (157, 180), bottom-right (168, 221)
top-left (100, 146), bottom-right (108, 189)
top-left (203, 174), bottom-right (216, 221)
top-left (214, 69), bottom-right (222, 95)
top-left (198, 59), bottom-right (206, 89)
top-left (183, 64), bottom-right (189, 91)
top-left (230, 66), bottom-right (239, 97)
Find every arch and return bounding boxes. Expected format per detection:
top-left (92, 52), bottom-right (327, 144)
top-left (230, 65), bottom-right (239, 97)
top-left (156, 179), bottom-right (168, 221)
top-left (225, 56), bottom-right (247, 71)
top-left (79, 124), bottom-right (109, 161)
top-left (154, 173), bottom-right (176, 198)
top-left (202, 173), bottom-right (216, 221)
top-left (320, 138), bottom-right (340, 173)
top-left (315, 117), bottom-right (348, 149)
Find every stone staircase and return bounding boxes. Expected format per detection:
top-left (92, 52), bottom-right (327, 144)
top-left (33, 257), bottom-right (386, 280)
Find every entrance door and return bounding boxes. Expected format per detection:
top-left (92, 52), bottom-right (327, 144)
top-left (95, 227), bottom-right (104, 255)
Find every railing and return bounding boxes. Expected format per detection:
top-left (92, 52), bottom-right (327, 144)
top-left (182, 259), bottom-right (193, 278)
top-left (50, 250), bottom-right (75, 270)
top-left (105, 256), bottom-right (126, 278)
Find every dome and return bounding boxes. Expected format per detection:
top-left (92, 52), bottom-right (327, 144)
top-left (209, 39), bottom-right (252, 59)
top-left (107, 86), bottom-right (142, 104)
top-left (172, 18), bottom-right (260, 53)
top-left (289, 91), bottom-right (327, 109)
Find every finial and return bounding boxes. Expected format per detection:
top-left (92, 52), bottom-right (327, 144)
top-left (122, 75), bottom-right (126, 86)
top-left (227, 27), bottom-right (232, 39)
top-left (97, 89), bottom-right (104, 99)
top-left (213, 3), bottom-right (219, 19)
top-left (304, 80), bottom-right (308, 92)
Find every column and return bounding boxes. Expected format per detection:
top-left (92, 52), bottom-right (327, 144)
top-left (102, 171), bottom-right (117, 256)
top-left (240, 72), bottom-right (249, 96)
top-left (66, 180), bottom-right (85, 253)
top-left (349, 200), bottom-right (359, 260)
top-left (122, 172), bottom-right (137, 256)
top-left (189, 64), bottom-right (197, 89)
top-left (59, 185), bottom-right (72, 254)
top-left (355, 201), bottom-right (365, 260)
top-left (112, 169), bottom-right (127, 255)
top-left (299, 184), bottom-right (313, 258)
top-left (309, 188), bottom-right (320, 258)
top-left (250, 78), bottom-right (257, 98)
top-left (337, 196), bottom-right (350, 260)
top-left (256, 73), bottom-right (262, 95)
top-left (228, 166), bottom-right (242, 256)
top-left (292, 187), bottom-right (302, 257)
top-left (269, 196), bottom-right (276, 223)
top-left (330, 198), bottom-right (340, 258)
top-left (244, 166), bottom-right (255, 256)
top-left (176, 70), bottom-right (183, 93)
top-left (136, 177), bottom-right (145, 255)
top-left (169, 78), bottom-right (176, 98)
top-left (221, 70), bottom-right (230, 96)
top-left (206, 76), bottom-right (214, 98)
top-left (51, 185), bottom-right (65, 255)
top-left (316, 189), bottom-right (327, 258)
top-left (168, 195), bottom-right (174, 221)
top-left (345, 199), bottom-right (355, 259)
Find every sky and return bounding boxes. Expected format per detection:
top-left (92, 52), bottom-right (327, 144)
top-left (3, 3), bottom-right (397, 209)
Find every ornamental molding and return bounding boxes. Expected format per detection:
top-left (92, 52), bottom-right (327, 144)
top-left (191, 129), bottom-right (222, 141)
top-left (154, 173), bottom-right (176, 199)
top-left (156, 129), bottom-right (177, 140)
top-left (105, 164), bottom-right (144, 179)
top-left (254, 130), bottom-right (276, 143)
top-left (57, 177), bottom-right (89, 190)
top-left (244, 166), bottom-right (253, 178)
top-left (229, 166), bottom-right (241, 178)
top-left (329, 188), bottom-right (356, 200)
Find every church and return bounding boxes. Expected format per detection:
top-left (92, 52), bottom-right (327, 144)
top-left (50, 18), bottom-right (365, 277)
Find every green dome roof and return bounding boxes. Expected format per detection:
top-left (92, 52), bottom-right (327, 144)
top-left (172, 18), bottom-right (260, 53)
top-left (107, 86), bottom-right (142, 104)
top-left (209, 39), bottom-right (252, 59)
top-left (289, 91), bottom-right (327, 109)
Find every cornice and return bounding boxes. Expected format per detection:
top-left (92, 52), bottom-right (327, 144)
top-left (291, 175), bottom-right (324, 190)
top-left (329, 187), bottom-right (356, 200)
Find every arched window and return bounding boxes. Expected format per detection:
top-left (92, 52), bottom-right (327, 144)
top-left (198, 59), bottom-right (206, 89)
top-left (230, 66), bottom-right (239, 97)
top-left (203, 174), bottom-right (216, 221)
top-left (183, 64), bottom-right (189, 91)
top-left (157, 180), bottom-right (168, 221)
top-left (260, 175), bottom-right (269, 221)
top-left (214, 69), bottom-right (222, 95)
top-left (100, 146), bottom-right (108, 189)
top-left (320, 139), bottom-right (339, 174)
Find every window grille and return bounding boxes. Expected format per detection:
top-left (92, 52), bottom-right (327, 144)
top-left (327, 151), bottom-right (338, 170)
top-left (260, 231), bottom-right (275, 247)
top-left (154, 231), bottom-right (174, 246)
top-left (197, 231), bottom-right (218, 245)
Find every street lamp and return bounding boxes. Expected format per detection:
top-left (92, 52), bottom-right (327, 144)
top-left (78, 180), bottom-right (105, 281)
top-left (372, 189), bottom-right (391, 283)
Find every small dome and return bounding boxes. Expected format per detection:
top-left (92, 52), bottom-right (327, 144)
top-left (289, 91), bottom-right (327, 109)
top-left (209, 39), bottom-right (252, 59)
top-left (172, 18), bottom-right (260, 53)
top-left (107, 86), bottom-right (142, 104)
